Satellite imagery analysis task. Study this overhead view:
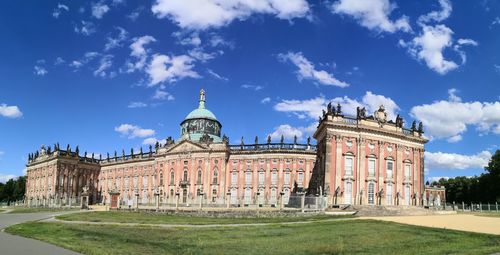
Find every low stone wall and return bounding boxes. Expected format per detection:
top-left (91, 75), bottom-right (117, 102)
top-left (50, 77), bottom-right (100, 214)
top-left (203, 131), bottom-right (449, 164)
top-left (110, 207), bottom-right (325, 218)
top-left (352, 205), bottom-right (457, 217)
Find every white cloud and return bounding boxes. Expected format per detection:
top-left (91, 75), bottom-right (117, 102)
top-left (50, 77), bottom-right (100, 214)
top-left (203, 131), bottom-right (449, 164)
top-left (147, 54), bottom-right (200, 85)
top-left (241, 84), bottom-right (263, 91)
top-left (209, 34), bottom-right (235, 49)
top-left (151, 0), bottom-right (310, 30)
top-left (411, 89), bottom-right (500, 141)
top-left (53, 3), bottom-right (69, 18)
top-left (261, 97), bottom-right (271, 104)
top-left (331, 0), bottom-right (411, 33)
top-left (0, 174), bottom-right (17, 184)
top-left (104, 27), bottom-right (128, 51)
top-left (268, 123), bottom-right (316, 142)
top-left (400, 1), bottom-right (477, 75)
top-left (128, 102), bottom-right (148, 108)
top-left (0, 104), bottom-right (23, 118)
top-left (34, 66), bottom-right (48, 76)
top-left (92, 1), bottom-right (110, 19)
top-left (115, 124), bottom-right (155, 139)
top-left (274, 91), bottom-right (399, 120)
top-left (277, 52), bottom-right (349, 88)
top-left (93, 55), bottom-right (114, 78)
top-left (207, 69), bottom-right (228, 81)
top-left (74, 20), bottom-right (96, 36)
top-left (172, 31), bottom-right (202, 46)
top-left (188, 48), bottom-right (219, 62)
top-left (492, 17), bottom-right (500, 27)
top-left (427, 176), bottom-right (449, 183)
top-left (142, 137), bottom-right (166, 146)
top-left (417, 0), bottom-right (451, 24)
top-left (69, 60), bottom-right (83, 69)
top-left (152, 89), bottom-right (175, 101)
top-left (400, 24), bottom-right (458, 75)
top-left (425, 150), bottom-right (492, 170)
top-left (128, 7), bottom-right (143, 21)
top-left (127, 35), bottom-right (156, 73)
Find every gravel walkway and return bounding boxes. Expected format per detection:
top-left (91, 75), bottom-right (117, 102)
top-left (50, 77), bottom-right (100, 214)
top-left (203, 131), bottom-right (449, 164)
top-left (361, 214), bottom-right (500, 235)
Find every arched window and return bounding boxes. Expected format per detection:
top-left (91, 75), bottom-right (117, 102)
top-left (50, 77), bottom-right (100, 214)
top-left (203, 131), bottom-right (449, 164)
top-left (284, 171), bottom-right (291, 186)
top-left (386, 183), bottom-right (393, 205)
top-left (231, 171), bottom-right (237, 185)
top-left (183, 169), bottom-right (188, 181)
top-left (212, 168), bottom-right (218, 184)
top-left (258, 170), bottom-right (265, 185)
top-left (368, 182), bottom-right (375, 205)
top-left (404, 163), bottom-right (411, 179)
top-left (170, 170), bottom-right (174, 185)
top-left (245, 171), bottom-right (252, 185)
top-left (197, 168), bottom-right (202, 185)
top-left (298, 171), bottom-right (304, 187)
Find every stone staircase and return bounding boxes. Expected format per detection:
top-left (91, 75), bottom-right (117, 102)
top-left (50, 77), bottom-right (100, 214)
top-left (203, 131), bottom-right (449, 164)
top-left (327, 205), bottom-right (456, 217)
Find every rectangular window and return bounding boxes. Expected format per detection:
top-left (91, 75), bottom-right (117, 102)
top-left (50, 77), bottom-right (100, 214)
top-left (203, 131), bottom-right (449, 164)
top-left (345, 157), bottom-right (353, 176)
top-left (404, 164), bottom-right (411, 178)
top-left (258, 171), bottom-right (265, 185)
top-left (284, 172), bottom-right (290, 185)
top-left (386, 161), bottom-right (393, 178)
top-left (245, 171), bottom-right (252, 185)
top-left (231, 171), bottom-right (238, 184)
top-left (298, 172), bottom-right (304, 187)
top-left (271, 171), bottom-right (277, 185)
top-left (368, 159), bottom-right (376, 177)
top-left (386, 183), bottom-right (393, 205)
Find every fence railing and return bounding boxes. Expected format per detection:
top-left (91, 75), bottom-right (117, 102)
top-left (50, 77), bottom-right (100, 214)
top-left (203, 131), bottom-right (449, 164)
top-left (446, 202), bottom-right (500, 212)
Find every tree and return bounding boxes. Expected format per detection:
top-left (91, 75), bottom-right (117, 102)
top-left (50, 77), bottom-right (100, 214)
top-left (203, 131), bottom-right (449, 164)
top-left (0, 176), bottom-right (26, 205)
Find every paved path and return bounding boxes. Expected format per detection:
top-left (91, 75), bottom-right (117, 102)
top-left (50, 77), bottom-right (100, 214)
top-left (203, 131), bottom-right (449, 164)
top-left (0, 211), bottom-right (81, 255)
top-left (361, 214), bottom-right (500, 235)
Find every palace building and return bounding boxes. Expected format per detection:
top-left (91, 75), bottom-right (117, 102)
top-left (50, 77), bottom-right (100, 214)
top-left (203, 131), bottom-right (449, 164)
top-left (25, 89), bottom-right (428, 208)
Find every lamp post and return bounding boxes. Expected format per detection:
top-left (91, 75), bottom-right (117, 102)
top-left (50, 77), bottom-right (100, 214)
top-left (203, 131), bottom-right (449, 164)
top-left (226, 191), bottom-right (231, 209)
top-left (279, 191), bottom-right (285, 211)
top-left (175, 192), bottom-right (180, 211)
top-left (199, 191), bottom-right (205, 211)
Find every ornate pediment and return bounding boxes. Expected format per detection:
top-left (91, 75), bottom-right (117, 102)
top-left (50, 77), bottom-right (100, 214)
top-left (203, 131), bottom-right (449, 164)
top-left (166, 140), bottom-right (207, 153)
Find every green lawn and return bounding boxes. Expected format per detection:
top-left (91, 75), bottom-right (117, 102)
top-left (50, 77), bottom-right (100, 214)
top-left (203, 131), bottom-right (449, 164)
top-left (56, 211), bottom-right (350, 225)
top-left (7, 207), bottom-right (80, 214)
top-left (6, 220), bottom-right (500, 255)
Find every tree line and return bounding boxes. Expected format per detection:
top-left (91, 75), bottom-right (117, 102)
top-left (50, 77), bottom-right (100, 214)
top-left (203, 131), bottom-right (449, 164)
top-left (431, 150), bottom-right (500, 204)
top-left (0, 176), bottom-right (26, 205)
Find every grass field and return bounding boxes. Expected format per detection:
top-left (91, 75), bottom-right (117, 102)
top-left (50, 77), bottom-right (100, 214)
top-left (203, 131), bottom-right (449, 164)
top-left (7, 207), bottom-right (80, 214)
top-left (6, 219), bottom-right (500, 255)
top-left (56, 211), bottom-right (350, 225)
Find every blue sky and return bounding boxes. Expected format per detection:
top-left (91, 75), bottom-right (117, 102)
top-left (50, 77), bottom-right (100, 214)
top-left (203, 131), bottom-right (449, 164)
top-left (0, 0), bottom-right (499, 183)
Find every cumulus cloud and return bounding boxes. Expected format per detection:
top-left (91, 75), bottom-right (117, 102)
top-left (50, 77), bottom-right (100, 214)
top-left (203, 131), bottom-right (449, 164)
top-left (52, 3), bottom-right (69, 18)
top-left (115, 124), bottom-right (155, 138)
top-left (268, 123), bottom-right (316, 142)
top-left (147, 54), bottom-right (200, 85)
top-left (274, 91), bottom-right (399, 120)
top-left (0, 104), bottom-right (23, 118)
top-left (411, 89), bottom-right (500, 141)
top-left (172, 31), bottom-right (202, 47)
top-left (92, 1), bottom-right (110, 19)
top-left (126, 35), bottom-right (156, 73)
top-left (104, 27), bottom-right (128, 51)
top-left (151, 0), bottom-right (310, 30)
top-left (417, 0), bottom-right (451, 24)
top-left (278, 52), bottom-right (349, 88)
top-left (425, 150), bottom-right (492, 170)
top-left (400, 0), bottom-right (477, 75)
top-left (128, 102), bottom-right (148, 108)
top-left (331, 0), bottom-right (411, 33)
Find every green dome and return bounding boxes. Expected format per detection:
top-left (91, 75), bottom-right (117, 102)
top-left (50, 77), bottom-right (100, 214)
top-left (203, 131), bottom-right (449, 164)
top-left (185, 107), bottom-right (218, 121)
top-left (180, 89), bottom-right (222, 143)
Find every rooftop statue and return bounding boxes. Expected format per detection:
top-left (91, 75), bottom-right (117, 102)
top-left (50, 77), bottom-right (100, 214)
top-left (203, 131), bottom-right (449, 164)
top-left (374, 105), bottom-right (387, 125)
